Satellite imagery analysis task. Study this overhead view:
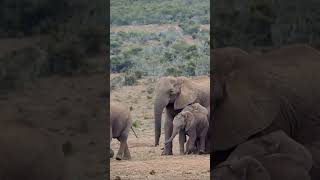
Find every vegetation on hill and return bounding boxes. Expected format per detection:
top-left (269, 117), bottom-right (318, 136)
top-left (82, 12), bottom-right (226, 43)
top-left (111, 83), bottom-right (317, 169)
top-left (0, 0), bottom-right (106, 91)
top-left (212, 0), bottom-right (320, 51)
top-left (110, 0), bottom-right (210, 79)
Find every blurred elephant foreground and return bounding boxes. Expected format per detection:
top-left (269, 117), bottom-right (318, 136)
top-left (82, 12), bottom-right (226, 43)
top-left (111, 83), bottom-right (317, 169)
top-left (154, 76), bottom-right (210, 155)
top-left (212, 44), bottom-right (320, 180)
top-left (212, 130), bottom-right (312, 180)
top-left (0, 120), bottom-right (67, 180)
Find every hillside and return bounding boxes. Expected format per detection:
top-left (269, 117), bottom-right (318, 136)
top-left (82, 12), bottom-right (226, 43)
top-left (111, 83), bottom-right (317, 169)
top-left (110, 0), bottom-right (210, 78)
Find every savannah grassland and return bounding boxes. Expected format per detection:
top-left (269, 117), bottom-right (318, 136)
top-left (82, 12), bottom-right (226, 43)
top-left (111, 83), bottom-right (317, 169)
top-left (110, 0), bottom-right (210, 179)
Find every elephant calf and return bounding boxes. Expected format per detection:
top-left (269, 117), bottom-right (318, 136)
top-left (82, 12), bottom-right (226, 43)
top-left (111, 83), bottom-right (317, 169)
top-left (164, 103), bottom-right (209, 155)
top-left (228, 130), bottom-right (313, 171)
top-left (110, 101), bottom-right (133, 160)
top-left (213, 155), bottom-right (311, 180)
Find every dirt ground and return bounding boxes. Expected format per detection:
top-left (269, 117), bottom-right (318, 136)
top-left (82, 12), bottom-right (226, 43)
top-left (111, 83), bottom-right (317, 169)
top-left (110, 75), bottom-right (210, 180)
top-left (0, 73), bottom-right (107, 180)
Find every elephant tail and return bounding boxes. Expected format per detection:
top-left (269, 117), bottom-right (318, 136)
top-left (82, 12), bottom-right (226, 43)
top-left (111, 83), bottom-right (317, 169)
top-left (131, 126), bottom-right (138, 138)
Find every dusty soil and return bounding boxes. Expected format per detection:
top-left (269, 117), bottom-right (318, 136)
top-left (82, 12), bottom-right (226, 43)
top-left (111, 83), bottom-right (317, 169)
top-left (0, 70), bottom-right (107, 179)
top-left (110, 75), bottom-right (210, 180)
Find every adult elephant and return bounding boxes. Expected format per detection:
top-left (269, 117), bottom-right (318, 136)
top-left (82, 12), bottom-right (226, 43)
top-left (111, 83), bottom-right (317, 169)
top-left (212, 44), bottom-right (320, 180)
top-left (154, 76), bottom-right (210, 155)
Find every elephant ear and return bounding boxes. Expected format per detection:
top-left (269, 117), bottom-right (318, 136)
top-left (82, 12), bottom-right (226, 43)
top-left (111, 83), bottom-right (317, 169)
top-left (213, 47), bottom-right (249, 81)
top-left (174, 79), bottom-right (197, 110)
top-left (183, 111), bottom-right (195, 132)
top-left (212, 71), bottom-right (281, 150)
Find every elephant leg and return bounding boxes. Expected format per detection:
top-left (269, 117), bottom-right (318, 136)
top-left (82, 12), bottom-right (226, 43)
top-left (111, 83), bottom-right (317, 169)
top-left (200, 127), bottom-right (208, 154)
top-left (186, 132), bottom-right (197, 154)
top-left (179, 130), bottom-right (186, 155)
top-left (123, 143), bottom-right (131, 160)
top-left (116, 133), bottom-right (128, 160)
top-left (194, 139), bottom-right (200, 154)
top-left (162, 113), bottom-right (173, 155)
top-left (110, 127), bottom-right (113, 158)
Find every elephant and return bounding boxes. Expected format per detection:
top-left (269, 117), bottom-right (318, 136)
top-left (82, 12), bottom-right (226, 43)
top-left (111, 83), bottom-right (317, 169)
top-left (212, 44), bottom-right (320, 179)
top-left (164, 103), bottom-right (209, 155)
top-left (213, 154), bottom-right (311, 180)
top-left (154, 76), bottom-right (210, 155)
top-left (212, 156), bottom-right (271, 180)
top-left (110, 101), bottom-right (132, 160)
top-left (0, 120), bottom-right (68, 180)
top-left (228, 130), bottom-right (312, 170)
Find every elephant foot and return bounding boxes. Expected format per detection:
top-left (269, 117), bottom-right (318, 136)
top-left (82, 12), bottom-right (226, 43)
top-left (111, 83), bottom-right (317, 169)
top-left (185, 150), bottom-right (192, 155)
top-left (199, 150), bottom-right (205, 155)
top-left (122, 156), bottom-right (131, 160)
top-left (115, 156), bottom-right (122, 160)
top-left (161, 149), bottom-right (173, 155)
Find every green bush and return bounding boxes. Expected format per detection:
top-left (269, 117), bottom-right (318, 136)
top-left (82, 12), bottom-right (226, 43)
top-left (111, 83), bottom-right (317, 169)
top-left (124, 72), bottom-right (138, 86)
top-left (62, 140), bottom-right (76, 157)
top-left (165, 67), bottom-right (183, 77)
top-left (47, 39), bottom-right (86, 75)
top-left (134, 70), bottom-right (144, 79)
top-left (0, 46), bottom-right (47, 90)
top-left (78, 25), bottom-right (105, 55)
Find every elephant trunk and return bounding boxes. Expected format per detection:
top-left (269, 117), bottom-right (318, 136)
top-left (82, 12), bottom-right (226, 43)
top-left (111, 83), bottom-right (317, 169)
top-left (165, 126), bottom-right (179, 145)
top-left (154, 96), bottom-right (169, 146)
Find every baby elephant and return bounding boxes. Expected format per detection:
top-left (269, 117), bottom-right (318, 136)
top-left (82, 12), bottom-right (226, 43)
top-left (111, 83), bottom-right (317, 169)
top-left (213, 130), bottom-right (312, 180)
top-left (213, 154), bottom-right (311, 180)
top-left (164, 103), bottom-right (209, 154)
top-left (110, 101), bottom-right (133, 160)
top-left (228, 130), bottom-right (313, 171)
top-left (212, 156), bottom-right (271, 180)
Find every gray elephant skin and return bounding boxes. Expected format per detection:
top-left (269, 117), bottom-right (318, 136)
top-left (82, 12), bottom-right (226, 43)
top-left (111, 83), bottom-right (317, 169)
top-left (213, 130), bottom-right (312, 180)
top-left (154, 76), bottom-right (210, 155)
top-left (213, 154), bottom-right (311, 180)
top-left (0, 120), bottom-right (67, 180)
top-left (110, 101), bottom-right (132, 160)
top-left (212, 44), bottom-right (320, 179)
top-left (164, 103), bottom-right (209, 155)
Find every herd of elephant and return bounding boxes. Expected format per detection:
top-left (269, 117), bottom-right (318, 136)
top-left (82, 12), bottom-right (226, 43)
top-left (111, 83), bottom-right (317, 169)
top-left (111, 44), bottom-right (320, 180)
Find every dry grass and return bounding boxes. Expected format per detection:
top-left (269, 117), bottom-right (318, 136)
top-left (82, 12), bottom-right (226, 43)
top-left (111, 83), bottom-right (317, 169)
top-left (111, 24), bottom-right (183, 34)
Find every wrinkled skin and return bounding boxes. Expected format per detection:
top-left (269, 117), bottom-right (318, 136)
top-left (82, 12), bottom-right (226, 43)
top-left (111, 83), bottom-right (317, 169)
top-left (154, 76), bottom-right (210, 155)
top-left (110, 101), bottom-right (132, 160)
top-left (212, 156), bottom-right (270, 180)
top-left (229, 130), bottom-right (312, 170)
top-left (164, 103), bottom-right (209, 155)
top-left (212, 44), bottom-right (320, 179)
top-left (213, 155), bottom-right (311, 180)
top-left (0, 121), bottom-right (67, 180)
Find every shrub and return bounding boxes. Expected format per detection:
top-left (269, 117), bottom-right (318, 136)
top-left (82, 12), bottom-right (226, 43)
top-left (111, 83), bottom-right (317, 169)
top-left (165, 67), bottom-right (183, 76)
top-left (0, 46), bottom-right (47, 90)
top-left (78, 25), bottom-right (105, 55)
top-left (123, 72), bottom-right (137, 86)
top-left (47, 39), bottom-right (86, 75)
top-left (134, 70), bottom-right (144, 79)
top-left (62, 140), bottom-right (76, 157)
